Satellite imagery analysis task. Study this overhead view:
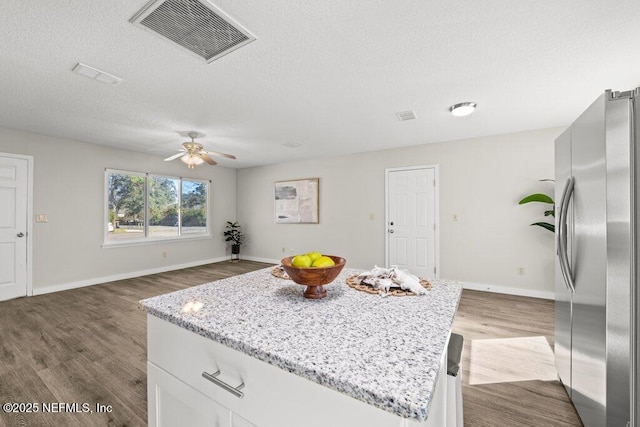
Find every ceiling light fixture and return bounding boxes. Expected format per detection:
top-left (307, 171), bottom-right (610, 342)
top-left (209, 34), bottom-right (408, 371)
top-left (181, 153), bottom-right (204, 169)
top-left (164, 133), bottom-right (236, 168)
top-left (449, 102), bottom-right (477, 117)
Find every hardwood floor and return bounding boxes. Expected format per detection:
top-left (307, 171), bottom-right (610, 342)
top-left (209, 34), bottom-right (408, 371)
top-left (0, 262), bottom-right (582, 426)
top-left (453, 290), bottom-right (582, 426)
top-left (0, 260), bottom-right (270, 427)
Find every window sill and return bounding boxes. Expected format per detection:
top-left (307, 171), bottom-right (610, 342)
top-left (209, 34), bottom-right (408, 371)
top-left (102, 234), bottom-right (212, 249)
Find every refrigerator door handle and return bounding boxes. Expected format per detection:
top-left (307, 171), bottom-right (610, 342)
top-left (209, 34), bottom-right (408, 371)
top-left (558, 177), bottom-right (575, 293)
top-left (556, 177), bottom-right (571, 291)
top-left (556, 179), bottom-right (571, 292)
top-left (556, 177), bottom-right (570, 257)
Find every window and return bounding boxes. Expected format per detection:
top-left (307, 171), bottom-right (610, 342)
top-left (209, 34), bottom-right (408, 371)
top-left (107, 171), bottom-right (146, 241)
top-left (105, 169), bottom-right (209, 244)
top-left (181, 179), bottom-right (208, 235)
top-left (149, 175), bottom-right (179, 238)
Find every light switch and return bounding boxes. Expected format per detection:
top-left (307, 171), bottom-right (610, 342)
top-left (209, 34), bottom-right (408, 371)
top-left (36, 214), bottom-right (48, 223)
top-left (369, 213), bottom-right (374, 220)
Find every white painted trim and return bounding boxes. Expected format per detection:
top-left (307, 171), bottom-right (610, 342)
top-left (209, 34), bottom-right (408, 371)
top-left (433, 165), bottom-right (440, 279)
top-left (32, 256), bottom-right (229, 296)
top-left (242, 255), bottom-right (280, 264)
top-left (0, 152), bottom-right (34, 297)
top-left (29, 246), bottom-right (553, 301)
top-left (461, 281), bottom-right (554, 300)
top-left (26, 156), bottom-right (33, 297)
top-left (102, 234), bottom-right (212, 248)
top-left (384, 164), bottom-right (440, 279)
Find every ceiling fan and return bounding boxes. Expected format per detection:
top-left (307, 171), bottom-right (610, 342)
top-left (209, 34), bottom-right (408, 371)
top-left (164, 132), bottom-right (237, 168)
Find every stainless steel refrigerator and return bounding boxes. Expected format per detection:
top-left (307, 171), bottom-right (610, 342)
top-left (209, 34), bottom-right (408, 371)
top-left (555, 88), bottom-right (638, 427)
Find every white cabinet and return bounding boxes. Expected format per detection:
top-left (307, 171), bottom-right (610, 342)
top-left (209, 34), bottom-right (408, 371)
top-left (148, 362), bottom-right (257, 427)
top-left (148, 362), bottom-right (232, 427)
top-left (147, 315), bottom-right (447, 427)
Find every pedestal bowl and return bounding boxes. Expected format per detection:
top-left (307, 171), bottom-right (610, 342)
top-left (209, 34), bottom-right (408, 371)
top-left (280, 255), bottom-right (346, 299)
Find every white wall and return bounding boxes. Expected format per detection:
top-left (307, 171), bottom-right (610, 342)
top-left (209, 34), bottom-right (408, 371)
top-left (237, 128), bottom-right (561, 297)
top-left (0, 125), bottom-right (561, 298)
top-left (0, 127), bottom-right (237, 293)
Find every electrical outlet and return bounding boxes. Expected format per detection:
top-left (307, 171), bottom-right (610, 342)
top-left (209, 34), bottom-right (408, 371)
top-left (369, 213), bottom-right (374, 220)
top-left (162, 252), bottom-right (167, 258)
top-left (282, 247), bottom-right (286, 253)
top-left (518, 267), bottom-right (524, 275)
top-left (452, 214), bottom-right (458, 222)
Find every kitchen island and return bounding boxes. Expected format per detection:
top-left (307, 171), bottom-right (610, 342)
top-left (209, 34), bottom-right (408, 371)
top-left (140, 267), bottom-right (462, 427)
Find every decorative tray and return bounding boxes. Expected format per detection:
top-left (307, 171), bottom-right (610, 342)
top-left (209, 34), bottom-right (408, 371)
top-left (345, 274), bottom-right (432, 296)
top-left (271, 266), bottom-right (291, 280)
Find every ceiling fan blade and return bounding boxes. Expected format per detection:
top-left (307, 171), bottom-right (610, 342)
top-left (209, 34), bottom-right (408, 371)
top-left (164, 151), bottom-right (186, 161)
top-left (200, 154), bottom-right (217, 165)
top-left (201, 150), bottom-right (236, 160)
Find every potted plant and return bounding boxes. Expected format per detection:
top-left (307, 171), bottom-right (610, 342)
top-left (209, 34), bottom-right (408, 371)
top-left (518, 179), bottom-right (555, 232)
top-left (223, 221), bottom-right (244, 259)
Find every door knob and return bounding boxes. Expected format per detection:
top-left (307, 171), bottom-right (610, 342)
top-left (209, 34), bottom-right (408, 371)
top-left (17, 232), bottom-right (24, 238)
top-left (389, 229), bottom-right (394, 234)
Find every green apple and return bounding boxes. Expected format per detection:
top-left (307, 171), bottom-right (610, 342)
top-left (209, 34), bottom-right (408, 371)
top-left (312, 256), bottom-right (335, 268)
top-left (291, 255), bottom-right (312, 268)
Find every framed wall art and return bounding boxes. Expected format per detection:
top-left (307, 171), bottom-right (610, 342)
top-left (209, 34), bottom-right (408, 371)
top-left (274, 178), bottom-right (319, 224)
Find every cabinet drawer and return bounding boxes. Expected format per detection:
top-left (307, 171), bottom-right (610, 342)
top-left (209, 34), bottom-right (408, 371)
top-left (148, 362), bottom-right (231, 427)
top-left (148, 315), bottom-right (436, 427)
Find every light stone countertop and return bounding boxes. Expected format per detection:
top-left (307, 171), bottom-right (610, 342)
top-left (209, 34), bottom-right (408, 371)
top-left (139, 267), bottom-right (463, 421)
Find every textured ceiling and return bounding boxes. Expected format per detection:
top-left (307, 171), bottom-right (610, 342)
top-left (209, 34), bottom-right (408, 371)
top-left (1, 1), bottom-right (640, 168)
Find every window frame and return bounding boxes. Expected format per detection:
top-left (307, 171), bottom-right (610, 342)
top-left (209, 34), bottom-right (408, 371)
top-left (103, 168), bottom-right (211, 247)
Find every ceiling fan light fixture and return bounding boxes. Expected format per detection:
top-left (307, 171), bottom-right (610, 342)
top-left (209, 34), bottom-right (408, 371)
top-left (449, 102), bottom-right (477, 117)
top-left (165, 132), bottom-right (236, 168)
top-left (181, 153), bottom-right (204, 169)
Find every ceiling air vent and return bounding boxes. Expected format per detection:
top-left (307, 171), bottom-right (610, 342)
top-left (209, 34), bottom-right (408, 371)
top-left (282, 141), bottom-right (302, 148)
top-left (396, 110), bottom-right (417, 121)
top-left (130, 0), bottom-right (256, 63)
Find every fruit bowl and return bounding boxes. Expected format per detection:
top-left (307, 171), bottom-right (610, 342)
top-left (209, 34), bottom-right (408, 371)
top-left (280, 255), bottom-right (346, 299)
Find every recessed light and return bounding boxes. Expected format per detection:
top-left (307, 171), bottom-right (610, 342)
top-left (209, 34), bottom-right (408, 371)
top-left (72, 63), bottom-right (122, 85)
top-left (449, 102), bottom-right (477, 117)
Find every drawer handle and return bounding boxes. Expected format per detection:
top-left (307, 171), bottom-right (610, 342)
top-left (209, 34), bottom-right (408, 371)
top-left (202, 370), bottom-right (245, 398)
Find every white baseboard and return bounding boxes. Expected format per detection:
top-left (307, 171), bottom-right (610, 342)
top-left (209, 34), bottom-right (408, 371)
top-left (32, 257), bottom-right (229, 296)
top-left (461, 281), bottom-right (554, 300)
top-left (31, 255), bottom-right (554, 301)
top-left (242, 255), bottom-right (280, 264)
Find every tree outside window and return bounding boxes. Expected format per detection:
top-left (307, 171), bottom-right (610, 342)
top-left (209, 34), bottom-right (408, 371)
top-left (106, 170), bottom-right (209, 243)
top-left (182, 180), bottom-right (207, 234)
top-left (149, 176), bottom-right (179, 238)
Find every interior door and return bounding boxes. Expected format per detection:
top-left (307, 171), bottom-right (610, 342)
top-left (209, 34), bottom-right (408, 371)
top-left (0, 156), bottom-right (28, 301)
top-left (386, 167), bottom-right (437, 279)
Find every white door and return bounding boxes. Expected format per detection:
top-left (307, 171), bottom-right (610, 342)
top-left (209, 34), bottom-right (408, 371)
top-left (0, 156), bottom-right (28, 301)
top-left (386, 166), bottom-right (438, 279)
